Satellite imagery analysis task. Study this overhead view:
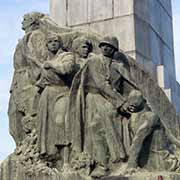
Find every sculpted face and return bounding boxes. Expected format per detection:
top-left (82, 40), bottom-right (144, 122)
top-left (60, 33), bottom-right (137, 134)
top-left (77, 43), bottom-right (90, 58)
top-left (100, 44), bottom-right (115, 58)
top-left (22, 15), bottom-right (34, 31)
top-left (47, 37), bottom-right (61, 54)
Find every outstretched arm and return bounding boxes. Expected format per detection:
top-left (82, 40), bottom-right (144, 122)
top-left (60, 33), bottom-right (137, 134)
top-left (44, 52), bottom-right (75, 75)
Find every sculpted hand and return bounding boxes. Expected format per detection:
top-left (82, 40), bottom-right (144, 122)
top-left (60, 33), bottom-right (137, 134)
top-left (43, 62), bottom-right (52, 69)
top-left (120, 102), bottom-right (129, 113)
top-left (120, 102), bottom-right (137, 115)
top-left (127, 105), bottom-right (136, 113)
top-left (120, 102), bottom-right (131, 118)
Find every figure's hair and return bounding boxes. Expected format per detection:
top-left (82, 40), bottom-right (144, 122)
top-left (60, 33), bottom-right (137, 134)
top-left (72, 36), bottom-right (93, 53)
top-left (23, 12), bottom-right (45, 22)
top-left (46, 33), bottom-right (63, 47)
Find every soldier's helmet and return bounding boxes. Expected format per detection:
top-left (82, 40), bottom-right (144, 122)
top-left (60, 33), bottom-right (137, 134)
top-left (99, 36), bottom-right (119, 51)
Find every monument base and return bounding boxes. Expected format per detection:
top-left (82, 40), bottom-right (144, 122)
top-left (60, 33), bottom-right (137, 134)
top-left (1, 155), bottom-right (180, 180)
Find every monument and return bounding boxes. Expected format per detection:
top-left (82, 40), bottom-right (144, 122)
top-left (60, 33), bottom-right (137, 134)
top-left (1, 1), bottom-right (180, 180)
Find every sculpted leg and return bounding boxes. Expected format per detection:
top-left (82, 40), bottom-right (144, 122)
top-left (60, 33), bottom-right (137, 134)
top-left (90, 115), bottom-right (109, 178)
top-left (127, 112), bottom-right (159, 169)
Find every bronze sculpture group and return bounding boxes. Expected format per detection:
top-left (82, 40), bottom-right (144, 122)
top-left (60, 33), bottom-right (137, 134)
top-left (5, 12), bottom-right (180, 179)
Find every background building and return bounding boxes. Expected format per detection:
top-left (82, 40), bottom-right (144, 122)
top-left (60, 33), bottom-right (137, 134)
top-left (50, 0), bottom-right (180, 115)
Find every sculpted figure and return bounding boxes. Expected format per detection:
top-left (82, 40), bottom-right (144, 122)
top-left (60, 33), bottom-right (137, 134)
top-left (72, 36), bottom-right (93, 68)
top-left (20, 12), bottom-right (48, 83)
top-left (21, 12), bottom-right (44, 33)
top-left (120, 90), bottom-right (159, 172)
top-left (35, 33), bottom-right (67, 90)
top-left (68, 36), bottom-right (137, 177)
top-left (9, 12), bottom-right (72, 136)
top-left (37, 33), bottom-right (76, 162)
top-left (8, 12), bottom-right (47, 144)
top-left (120, 90), bottom-right (180, 174)
top-left (121, 90), bottom-right (180, 174)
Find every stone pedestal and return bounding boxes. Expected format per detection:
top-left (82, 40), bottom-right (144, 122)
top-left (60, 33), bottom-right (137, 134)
top-left (1, 155), bottom-right (180, 180)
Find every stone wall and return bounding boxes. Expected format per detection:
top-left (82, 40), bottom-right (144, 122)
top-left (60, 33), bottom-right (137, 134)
top-left (50, 0), bottom-right (136, 56)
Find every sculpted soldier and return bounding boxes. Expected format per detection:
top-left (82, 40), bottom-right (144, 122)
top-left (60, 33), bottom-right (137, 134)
top-left (68, 36), bottom-right (138, 177)
top-left (68, 35), bottom-right (175, 177)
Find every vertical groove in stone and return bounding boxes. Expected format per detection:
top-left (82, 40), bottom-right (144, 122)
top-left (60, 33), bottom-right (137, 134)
top-left (91, 0), bottom-right (94, 23)
top-left (132, 0), bottom-right (137, 62)
top-left (66, 0), bottom-right (68, 26)
top-left (86, 0), bottom-right (88, 24)
top-left (87, 0), bottom-right (91, 32)
top-left (112, 0), bottom-right (114, 18)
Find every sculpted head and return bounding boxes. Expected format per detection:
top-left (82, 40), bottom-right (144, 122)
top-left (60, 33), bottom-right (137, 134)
top-left (22, 12), bottom-right (44, 33)
top-left (46, 33), bottom-right (63, 55)
top-left (128, 90), bottom-right (145, 112)
top-left (99, 36), bottom-right (119, 58)
top-left (72, 37), bottom-right (92, 58)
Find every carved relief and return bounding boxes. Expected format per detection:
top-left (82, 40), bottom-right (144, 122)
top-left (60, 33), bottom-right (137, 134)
top-left (1, 12), bottom-right (180, 180)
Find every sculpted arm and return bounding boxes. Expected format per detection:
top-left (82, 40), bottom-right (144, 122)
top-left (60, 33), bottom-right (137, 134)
top-left (44, 53), bottom-right (75, 75)
top-left (87, 59), bottom-right (126, 108)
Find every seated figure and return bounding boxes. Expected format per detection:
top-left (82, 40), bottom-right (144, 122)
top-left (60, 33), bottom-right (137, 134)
top-left (121, 90), bottom-right (180, 174)
top-left (120, 90), bottom-right (159, 172)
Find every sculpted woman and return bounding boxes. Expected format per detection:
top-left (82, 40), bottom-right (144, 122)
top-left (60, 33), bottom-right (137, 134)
top-left (37, 34), bottom-right (75, 158)
top-left (37, 34), bottom-right (93, 165)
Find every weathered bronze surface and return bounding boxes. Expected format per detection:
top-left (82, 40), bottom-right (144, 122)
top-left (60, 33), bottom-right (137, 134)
top-left (1, 12), bottom-right (180, 180)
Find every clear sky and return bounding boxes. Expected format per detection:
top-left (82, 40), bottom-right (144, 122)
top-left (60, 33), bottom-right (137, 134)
top-left (0, 0), bottom-right (180, 162)
top-left (0, 0), bottom-right (49, 161)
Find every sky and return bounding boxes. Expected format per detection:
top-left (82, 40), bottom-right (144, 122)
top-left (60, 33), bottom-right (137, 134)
top-left (0, 0), bottom-right (180, 162)
top-left (173, 0), bottom-right (180, 83)
top-left (0, 0), bottom-right (49, 161)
